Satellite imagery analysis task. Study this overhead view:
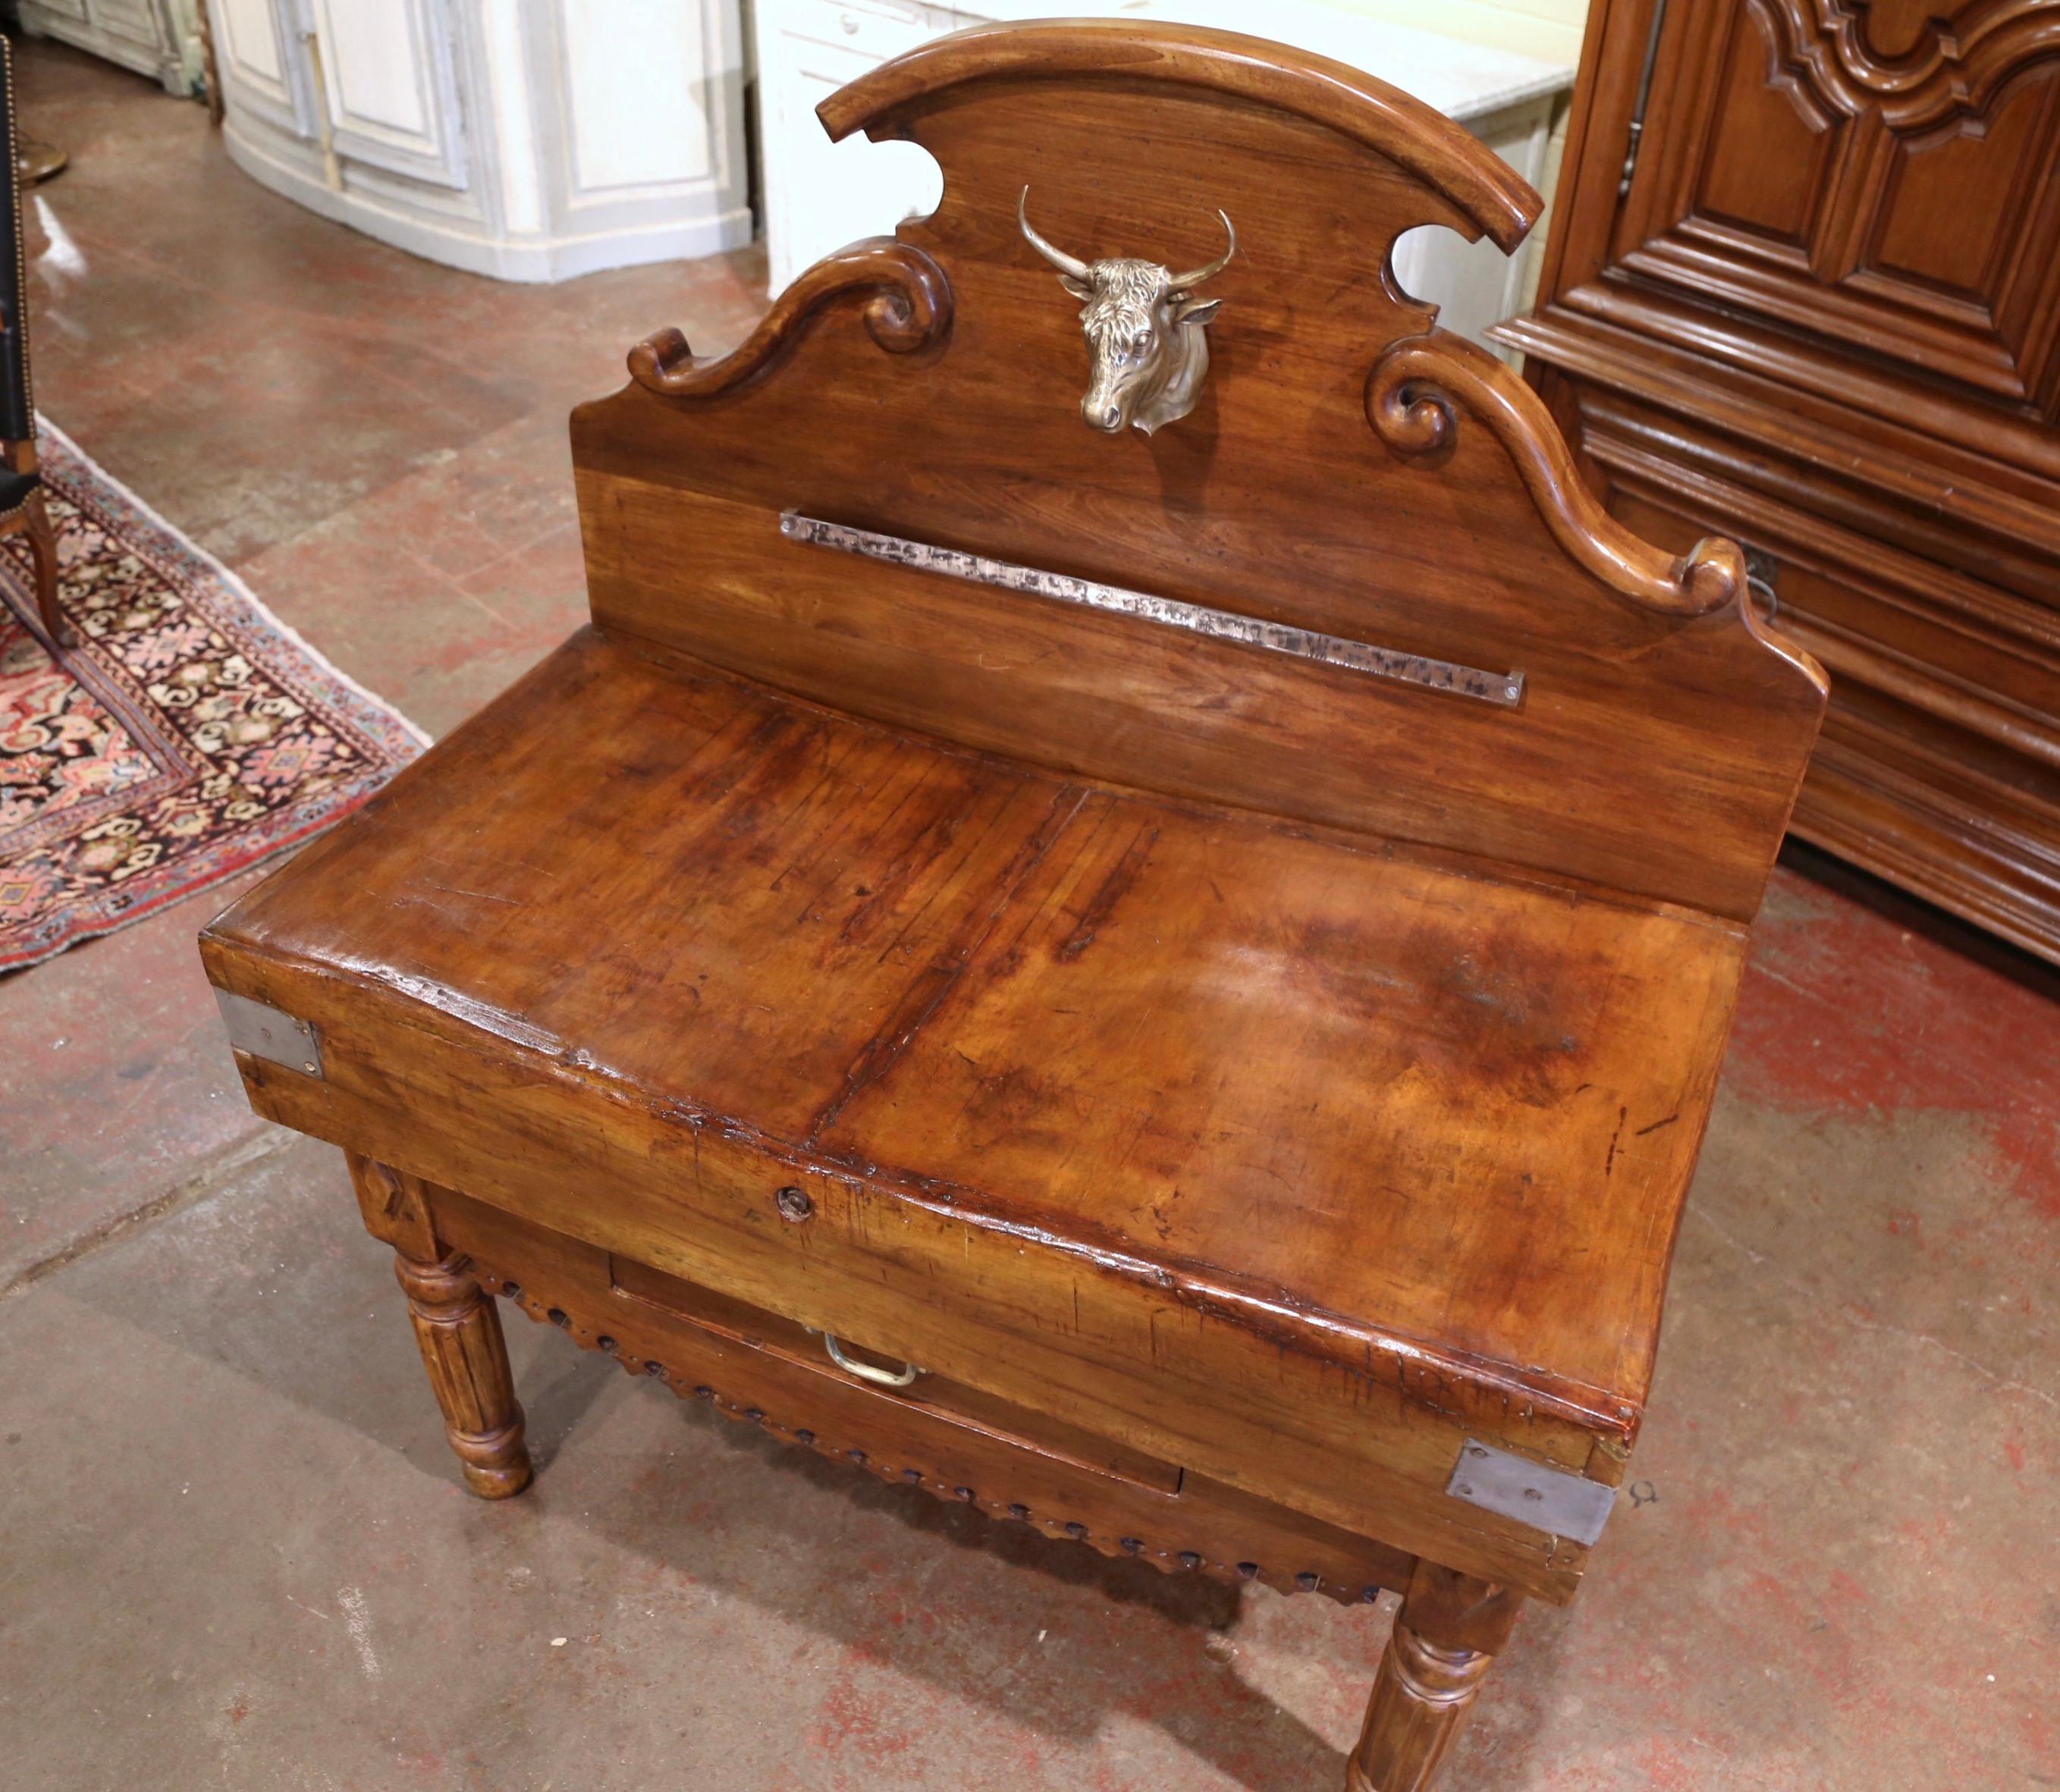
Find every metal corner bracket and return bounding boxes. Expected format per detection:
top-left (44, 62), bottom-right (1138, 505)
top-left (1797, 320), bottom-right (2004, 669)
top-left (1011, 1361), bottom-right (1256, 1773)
top-left (1446, 1438), bottom-right (1617, 1546)
top-left (215, 987), bottom-right (325, 1080)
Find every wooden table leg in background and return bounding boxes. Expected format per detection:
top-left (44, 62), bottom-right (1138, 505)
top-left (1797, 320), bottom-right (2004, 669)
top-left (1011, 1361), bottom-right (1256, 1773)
top-left (24, 486), bottom-right (63, 644)
top-left (1348, 1558), bottom-right (1523, 1792)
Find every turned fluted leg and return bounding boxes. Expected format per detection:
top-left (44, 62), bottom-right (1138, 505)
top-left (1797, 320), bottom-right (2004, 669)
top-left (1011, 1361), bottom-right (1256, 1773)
top-left (1347, 1560), bottom-right (1521, 1792)
top-left (392, 1244), bottom-right (533, 1498)
top-left (344, 1150), bottom-right (532, 1499)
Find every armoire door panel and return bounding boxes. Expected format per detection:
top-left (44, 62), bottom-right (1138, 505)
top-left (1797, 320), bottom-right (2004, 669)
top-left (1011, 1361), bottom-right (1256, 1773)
top-left (1604, 0), bottom-right (2060, 413)
top-left (1849, 0), bottom-right (1966, 59)
top-left (1693, 2), bottom-right (1834, 246)
top-left (1858, 70), bottom-right (2060, 407)
top-left (1867, 77), bottom-right (2049, 293)
top-left (1512, 0), bottom-right (2060, 965)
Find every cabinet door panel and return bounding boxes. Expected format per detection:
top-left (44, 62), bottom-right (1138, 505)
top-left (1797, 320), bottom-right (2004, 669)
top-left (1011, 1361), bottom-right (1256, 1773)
top-left (206, 0), bottom-right (312, 137)
top-left (757, 2), bottom-right (947, 293)
top-left (86, 0), bottom-right (168, 51)
top-left (309, 0), bottom-right (468, 190)
top-left (1613, 0), bottom-right (2060, 417)
top-left (1692, 3), bottom-right (1832, 247)
top-left (559, 0), bottom-right (730, 196)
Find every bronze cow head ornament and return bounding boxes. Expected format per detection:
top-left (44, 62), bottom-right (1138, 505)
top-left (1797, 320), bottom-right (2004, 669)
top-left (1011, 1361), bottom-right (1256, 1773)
top-left (1018, 187), bottom-right (1236, 436)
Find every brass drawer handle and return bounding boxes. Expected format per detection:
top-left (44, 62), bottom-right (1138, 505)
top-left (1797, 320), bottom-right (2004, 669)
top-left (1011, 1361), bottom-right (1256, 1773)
top-left (823, 1332), bottom-right (921, 1388)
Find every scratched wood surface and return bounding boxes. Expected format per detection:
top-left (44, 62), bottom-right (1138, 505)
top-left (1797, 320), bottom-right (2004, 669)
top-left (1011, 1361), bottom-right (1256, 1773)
top-left (206, 626), bottom-right (1748, 1598)
top-left (212, 626), bottom-right (1740, 1410)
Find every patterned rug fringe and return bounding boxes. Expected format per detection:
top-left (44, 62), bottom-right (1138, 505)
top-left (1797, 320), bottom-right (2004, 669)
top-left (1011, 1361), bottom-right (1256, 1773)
top-left (0, 419), bottom-right (427, 972)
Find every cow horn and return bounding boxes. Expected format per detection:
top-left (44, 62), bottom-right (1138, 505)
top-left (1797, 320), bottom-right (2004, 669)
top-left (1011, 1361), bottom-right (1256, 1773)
top-left (1169, 210), bottom-right (1237, 290)
top-left (1017, 187), bottom-right (1091, 281)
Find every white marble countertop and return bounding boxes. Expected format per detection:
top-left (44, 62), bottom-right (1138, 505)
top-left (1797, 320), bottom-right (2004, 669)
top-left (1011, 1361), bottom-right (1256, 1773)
top-left (955, 0), bottom-right (1575, 119)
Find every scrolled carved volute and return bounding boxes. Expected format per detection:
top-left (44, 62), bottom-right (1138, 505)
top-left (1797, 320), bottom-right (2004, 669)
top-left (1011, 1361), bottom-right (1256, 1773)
top-left (629, 239), bottom-right (952, 400)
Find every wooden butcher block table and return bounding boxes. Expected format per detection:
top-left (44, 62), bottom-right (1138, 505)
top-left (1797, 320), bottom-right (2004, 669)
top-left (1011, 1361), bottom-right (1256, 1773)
top-left (200, 21), bottom-right (1826, 1790)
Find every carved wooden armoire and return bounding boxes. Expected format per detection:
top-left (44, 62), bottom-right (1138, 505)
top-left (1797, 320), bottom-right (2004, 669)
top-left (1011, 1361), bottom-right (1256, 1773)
top-left (1500, 0), bottom-right (2060, 962)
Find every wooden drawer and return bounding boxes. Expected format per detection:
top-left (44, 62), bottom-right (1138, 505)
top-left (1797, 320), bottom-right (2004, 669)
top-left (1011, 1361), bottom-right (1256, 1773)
top-left (779, 0), bottom-right (941, 60)
top-left (1595, 475), bottom-right (2060, 961)
top-left (429, 1188), bottom-right (1413, 1605)
top-left (605, 1240), bottom-right (1185, 1497)
top-left (1599, 481), bottom-right (2060, 770)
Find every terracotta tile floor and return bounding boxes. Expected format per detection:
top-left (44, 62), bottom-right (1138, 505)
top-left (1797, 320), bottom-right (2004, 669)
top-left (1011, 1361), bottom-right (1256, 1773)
top-left (2, 37), bottom-right (2056, 1792)
top-left (0, 39), bottom-right (765, 1291)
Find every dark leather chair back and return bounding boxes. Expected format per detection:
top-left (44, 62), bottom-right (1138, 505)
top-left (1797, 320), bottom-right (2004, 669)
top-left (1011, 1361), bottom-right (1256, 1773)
top-left (0, 39), bottom-right (36, 447)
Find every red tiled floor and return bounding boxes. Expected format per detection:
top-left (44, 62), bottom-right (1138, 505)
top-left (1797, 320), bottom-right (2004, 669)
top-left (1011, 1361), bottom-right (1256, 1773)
top-left (0, 38), bottom-right (763, 1287)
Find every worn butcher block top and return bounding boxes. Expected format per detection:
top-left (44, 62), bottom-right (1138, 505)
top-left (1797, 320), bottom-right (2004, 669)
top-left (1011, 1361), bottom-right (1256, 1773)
top-left (219, 627), bottom-right (1741, 1415)
top-left (209, 623), bottom-right (1753, 1590)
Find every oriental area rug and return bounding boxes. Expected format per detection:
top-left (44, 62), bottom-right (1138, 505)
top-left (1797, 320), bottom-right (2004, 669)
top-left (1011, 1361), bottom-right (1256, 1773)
top-left (0, 422), bottom-right (426, 973)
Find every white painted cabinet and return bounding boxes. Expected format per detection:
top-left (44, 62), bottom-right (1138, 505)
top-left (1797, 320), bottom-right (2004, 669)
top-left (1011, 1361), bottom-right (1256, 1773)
top-left (306, 0), bottom-right (469, 190)
top-left (209, 0), bottom-right (312, 134)
top-left (19, 0), bottom-right (205, 95)
top-left (207, 0), bottom-right (752, 282)
top-left (753, 0), bottom-right (1574, 356)
top-left (756, 1), bottom-right (954, 293)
